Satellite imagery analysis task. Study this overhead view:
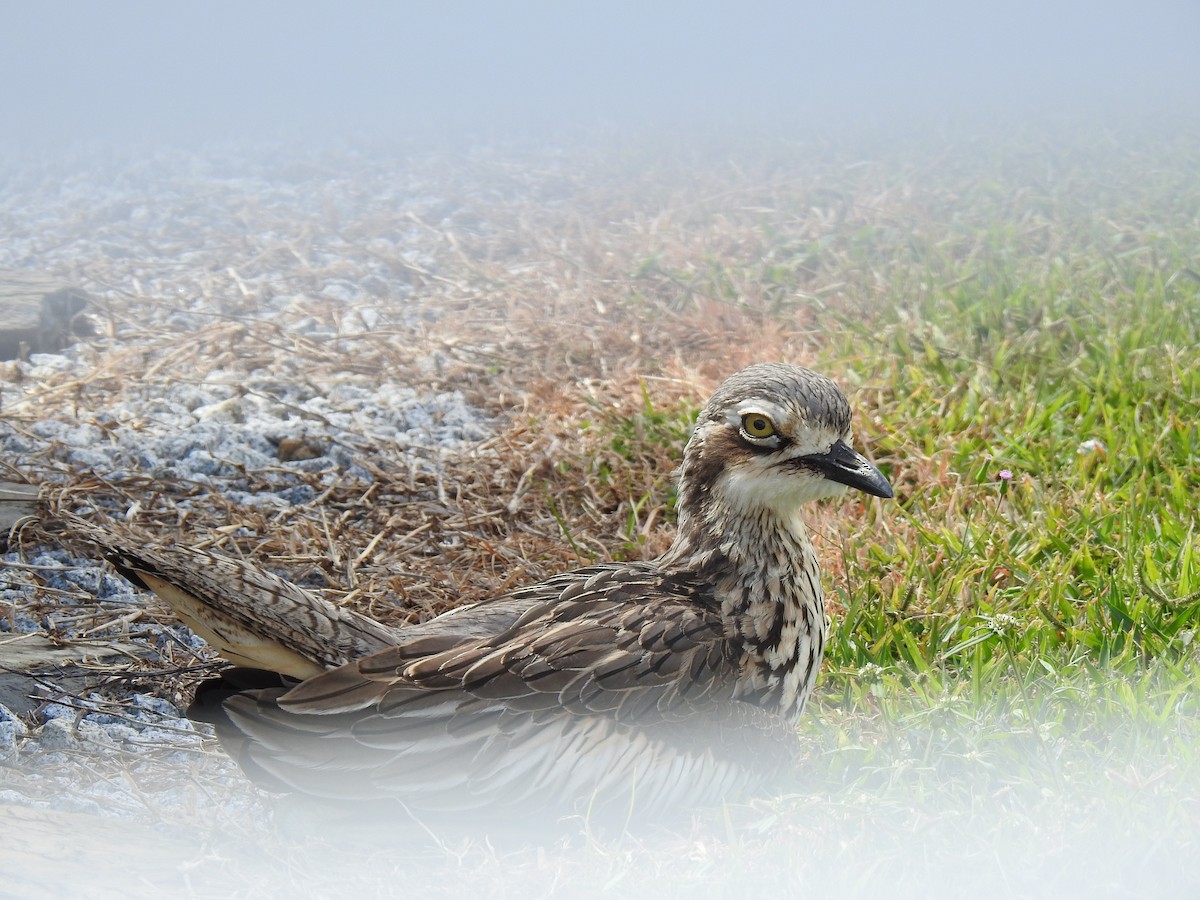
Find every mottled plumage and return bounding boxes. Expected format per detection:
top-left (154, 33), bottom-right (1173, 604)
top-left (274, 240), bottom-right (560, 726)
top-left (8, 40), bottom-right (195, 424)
top-left (71, 363), bottom-right (892, 823)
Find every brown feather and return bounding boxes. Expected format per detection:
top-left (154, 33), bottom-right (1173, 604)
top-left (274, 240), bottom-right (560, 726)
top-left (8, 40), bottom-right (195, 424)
top-left (54, 363), bottom-right (891, 822)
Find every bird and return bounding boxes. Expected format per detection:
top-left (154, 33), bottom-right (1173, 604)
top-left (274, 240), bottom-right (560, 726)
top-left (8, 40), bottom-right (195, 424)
top-left (66, 363), bottom-right (892, 825)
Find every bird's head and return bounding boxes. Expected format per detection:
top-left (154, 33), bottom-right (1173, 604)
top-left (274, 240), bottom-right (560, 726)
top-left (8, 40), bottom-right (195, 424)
top-left (678, 363), bottom-right (892, 523)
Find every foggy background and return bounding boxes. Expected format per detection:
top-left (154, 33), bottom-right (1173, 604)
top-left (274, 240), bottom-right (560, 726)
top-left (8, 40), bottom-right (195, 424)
top-left (2, 0), bottom-right (1198, 147)
top-left (3, 3), bottom-right (1200, 898)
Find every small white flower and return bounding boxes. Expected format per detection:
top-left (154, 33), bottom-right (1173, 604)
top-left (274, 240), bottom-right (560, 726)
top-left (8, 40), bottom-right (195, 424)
top-left (857, 663), bottom-right (885, 680)
top-left (986, 614), bottom-right (1020, 636)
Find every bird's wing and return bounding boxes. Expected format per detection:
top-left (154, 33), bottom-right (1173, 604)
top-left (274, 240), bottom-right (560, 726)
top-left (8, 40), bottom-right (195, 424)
top-left (64, 519), bottom-right (405, 678)
top-left (280, 563), bottom-right (730, 719)
top-left (210, 566), bottom-right (799, 817)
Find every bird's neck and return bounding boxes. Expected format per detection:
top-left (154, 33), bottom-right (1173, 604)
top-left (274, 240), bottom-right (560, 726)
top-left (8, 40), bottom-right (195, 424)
top-left (662, 491), bottom-right (827, 725)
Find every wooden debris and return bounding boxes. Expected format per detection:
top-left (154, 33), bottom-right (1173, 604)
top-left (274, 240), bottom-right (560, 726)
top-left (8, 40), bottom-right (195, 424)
top-left (0, 271), bottom-right (93, 360)
top-left (0, 633), bottom-right (143, 674)
top-left (1, 481), bottom-right (41, 550)
top-left (0, 634), bottom-right (148, 716)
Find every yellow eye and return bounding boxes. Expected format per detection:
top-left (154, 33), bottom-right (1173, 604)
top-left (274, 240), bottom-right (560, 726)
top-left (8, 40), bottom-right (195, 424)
top-left (740, 412), bottom-right (777, 439)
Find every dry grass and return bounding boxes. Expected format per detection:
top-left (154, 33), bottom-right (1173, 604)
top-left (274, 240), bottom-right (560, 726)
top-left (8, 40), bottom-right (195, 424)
top-left (4, 132), bottom-right (916, 635)
top-left (4, 119), bottom-right (1200, 896)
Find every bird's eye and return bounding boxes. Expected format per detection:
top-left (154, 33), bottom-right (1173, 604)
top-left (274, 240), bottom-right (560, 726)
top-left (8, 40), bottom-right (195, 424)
top-left (740, 413), bottom-right (777, 440)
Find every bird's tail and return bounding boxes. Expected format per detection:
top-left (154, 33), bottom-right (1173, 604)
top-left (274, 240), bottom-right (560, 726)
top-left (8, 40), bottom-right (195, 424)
top-left (47, 516), bottom-right (404, 679)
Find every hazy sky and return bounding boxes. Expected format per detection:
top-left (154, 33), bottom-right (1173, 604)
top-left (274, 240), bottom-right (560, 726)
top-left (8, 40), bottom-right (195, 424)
top-left (2, 1), bottom-right (1198, 145)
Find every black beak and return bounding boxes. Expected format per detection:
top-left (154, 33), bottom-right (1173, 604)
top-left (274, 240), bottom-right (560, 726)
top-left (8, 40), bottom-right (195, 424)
top-left (805, 439), bottom-right (894, 499)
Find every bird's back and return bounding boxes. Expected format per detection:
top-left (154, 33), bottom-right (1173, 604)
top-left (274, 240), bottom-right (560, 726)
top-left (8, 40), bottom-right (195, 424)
top-left (42, 362), bottom-right (894, 826)
top-left (179, 557), bottom-right (798, 822)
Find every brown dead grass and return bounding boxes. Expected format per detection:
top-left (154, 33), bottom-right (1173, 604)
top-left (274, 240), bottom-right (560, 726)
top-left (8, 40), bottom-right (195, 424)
top-left (3, 136), bottom-right (915, 661)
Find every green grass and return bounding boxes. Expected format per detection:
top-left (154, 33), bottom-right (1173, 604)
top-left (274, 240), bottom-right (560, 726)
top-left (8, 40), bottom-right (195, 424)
top-left (788, 135), bottom-right (1200, 889)
top-left (14, 124), bottom-right (1198, 894)
top-left (576, 129), bottom-right (1200, 890)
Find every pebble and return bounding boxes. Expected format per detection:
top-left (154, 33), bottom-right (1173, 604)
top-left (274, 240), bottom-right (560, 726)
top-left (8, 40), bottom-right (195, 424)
top-left (0, 703), bottom-right (28, 762)
top-left (0, 141), bottom-right (497, 826)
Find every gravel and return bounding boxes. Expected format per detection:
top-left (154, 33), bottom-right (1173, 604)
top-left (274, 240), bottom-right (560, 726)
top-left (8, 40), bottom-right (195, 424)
top-left (0, 142), bottom-right (499, 843)
top-left (6, 350), bottom-right (489, 497)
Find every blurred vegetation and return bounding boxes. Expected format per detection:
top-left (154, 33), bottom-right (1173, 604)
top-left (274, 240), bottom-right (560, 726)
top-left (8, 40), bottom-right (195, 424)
top-left (534, 124), bottom-right (1200, 889)
top-left (10, 119), bottom-right (1199, 892)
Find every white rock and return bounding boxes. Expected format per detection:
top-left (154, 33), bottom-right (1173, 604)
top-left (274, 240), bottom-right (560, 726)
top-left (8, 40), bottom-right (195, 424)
top-left (193, 396), bottom-right (246, 424)
top-left (36, 717), bottom-right (80, 750)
